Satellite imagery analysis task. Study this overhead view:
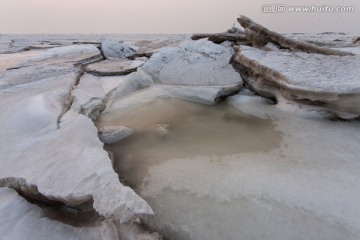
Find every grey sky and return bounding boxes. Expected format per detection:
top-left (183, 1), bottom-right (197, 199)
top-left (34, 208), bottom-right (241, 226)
top-left (0, 0), bottom-right (359, 34)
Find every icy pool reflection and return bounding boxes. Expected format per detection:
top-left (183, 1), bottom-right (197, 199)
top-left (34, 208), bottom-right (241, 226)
top-left (100, 98), bottom-right (281, 188)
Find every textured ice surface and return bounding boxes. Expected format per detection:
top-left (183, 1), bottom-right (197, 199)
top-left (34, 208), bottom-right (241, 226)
top-left (101, 41), bottom-right (137, 59)
top-left (86, 59), bottom-right (145, 76)
top-left (103, 39), bottom-right (243, 109)
top-left (284, 32), bottom-right (358, 47)
top-left (0, 187), bottom-right (119, 240)
top-left (71, 73), bottom-right (128, 119)
top-left (141, 39), bottom-right (242, 86)
top-left (239, 46), bottom-right (360, 92)
top-left (134, 36), bottom-right (188, 57)
top-left (99, 126), bottom-right (134, 144)
top-left (0, 33), bottom-right (189, 54)
top-left (234, 46), bottom-right (360, 118)
top-left (0, 50), bottom-right (45, 73)
top-left (0, 44), bottom-right (153, 226)
top-left (17, 44), bottom-right (102, 66)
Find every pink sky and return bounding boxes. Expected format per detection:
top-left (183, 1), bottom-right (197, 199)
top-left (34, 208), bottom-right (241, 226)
top-left (0, 0), bottom-right (359, 33)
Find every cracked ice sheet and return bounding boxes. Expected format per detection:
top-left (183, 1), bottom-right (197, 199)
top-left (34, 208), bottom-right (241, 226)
top-left (0, 44), bottom-right (102, 90)
top-left (0, 187), bottom-right (119, 240)
top-left (0, 72), bottom-right (152, 221)
top-left (70, 73), bottom-right (128, 119)
top-left (14, 44), bottom-right (102, 67)
top-left (0, 48), bottom-right (153, 223)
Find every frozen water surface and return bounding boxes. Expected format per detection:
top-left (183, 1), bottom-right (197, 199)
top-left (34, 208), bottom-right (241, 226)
top-left (99, 98), bottom-right (282, 188)
top-left (98, 95), bottom-right (360, 240)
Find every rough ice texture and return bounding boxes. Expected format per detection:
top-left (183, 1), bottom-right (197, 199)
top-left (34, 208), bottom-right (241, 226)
top-left (0, 44), bottom-right (102, 90)
top-left (0, 33), bottom-right (189, 54)
top-left (0, 50), bottom-right (46, 74)
top-left (101, 41), bottom-right (137, 59)
top-left (71, 74), bottom-right (128, 120)
top-left (284, 33), bottom-right (358, 48)
top-left (16, 44), bottom-right (103, 66)
top-left (0, 45), bottom-right (153, 225)
top-left (0, 64), bottom-right (75, 89)
top-left (86, 59), bottom-right (145, 76)
top-left (116, 222), bottom-right (162, 240)
top-left (238, 46), bottom-right (360, 92)
top-left (99, 126), bottom-right (134, 144)
top-left (134, 36), bottom-right (185, 58)
top-left (141, 39), bottom-right (243, 86)
top-left (0, 187), bottom-right (119, 240)
top-left (237, 15), bottom-right (353, 56)
top-left (103, 39), bottom-right (243, 110)
top-left (234, 46), bottom-right (360, 118)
